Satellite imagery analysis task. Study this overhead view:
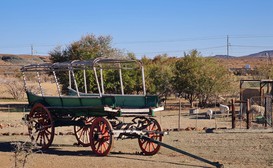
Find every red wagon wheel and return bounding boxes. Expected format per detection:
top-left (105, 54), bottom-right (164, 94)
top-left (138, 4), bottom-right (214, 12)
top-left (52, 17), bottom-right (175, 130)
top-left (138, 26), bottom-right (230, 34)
top-left (74, 117), bottom-right (94, 147)
top-left (28, 103), bottom-right (55, 150)
top-left (89, 117), bottom-right (113, 156)
top-left (138, 118), bottom-right (162, 155)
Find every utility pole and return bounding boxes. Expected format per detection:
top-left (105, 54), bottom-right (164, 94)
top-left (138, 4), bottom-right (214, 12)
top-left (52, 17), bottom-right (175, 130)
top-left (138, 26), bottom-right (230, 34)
top-left (226, 35), bottom-right (230, 58)
top-left (31, 44), bottom-right (34, 55)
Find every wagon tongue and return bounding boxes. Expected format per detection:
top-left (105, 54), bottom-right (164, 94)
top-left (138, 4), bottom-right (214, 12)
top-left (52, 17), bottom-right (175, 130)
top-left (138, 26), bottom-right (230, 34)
top-left (139, 135), bottom-right (224, 168)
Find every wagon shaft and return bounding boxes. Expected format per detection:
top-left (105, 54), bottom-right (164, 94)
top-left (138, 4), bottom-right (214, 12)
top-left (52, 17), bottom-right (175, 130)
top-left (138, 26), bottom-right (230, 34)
top-left (140, 135), bottom-right (224, 168)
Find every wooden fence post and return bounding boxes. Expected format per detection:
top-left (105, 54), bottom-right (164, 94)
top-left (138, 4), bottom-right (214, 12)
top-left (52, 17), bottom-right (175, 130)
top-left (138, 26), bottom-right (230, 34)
top-left (232, 99), bottom-right (236, 129)
top-left (264, 96), bottom-right (267, 128)
top-left (178, 97), bottom-right (181, 131)
top-left (246, 99), bottom-right (251, 129)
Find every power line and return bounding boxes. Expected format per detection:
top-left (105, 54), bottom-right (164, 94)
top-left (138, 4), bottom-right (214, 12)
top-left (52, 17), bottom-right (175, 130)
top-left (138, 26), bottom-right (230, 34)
top-left (0, 34), bottom-right (273, 57)
top-left (114, 36), bottom-right (226, 45)
top-left (232, 45), bottom-right (273, 48)
top-left (133, 46), bottom-right (226, 55)
top-left (230, 35), bottom-right (273, 39)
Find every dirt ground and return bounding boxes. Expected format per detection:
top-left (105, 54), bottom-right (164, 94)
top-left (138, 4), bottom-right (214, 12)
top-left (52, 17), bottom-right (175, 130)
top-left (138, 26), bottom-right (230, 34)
top-left (0, 108), bottom-right (273, 168)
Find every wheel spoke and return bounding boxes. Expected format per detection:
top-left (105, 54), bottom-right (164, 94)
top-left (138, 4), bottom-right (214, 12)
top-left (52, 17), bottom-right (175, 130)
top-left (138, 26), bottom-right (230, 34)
top-left (42, 133), bottom-right (46, 146)
top-left (76, 127), bottom-right (84, 133)
top-left (151, 142), bottom-right (156, 150)
top-left (82, 130), bottom-right (87, 143)
top-left (143, 141), bottom-right (148, 150)
top-left (78, 128), bottom-right (84, 139)
top-left (36, 132), bottom-right (41, 142)
top-left (94, 139), bottom-right (99, 146)
top-left (39, 132), bottom-right (43, 145)
top-left (98, 140), bottom-right (103, 152)
top-left (44, 131), bottom-right (50, 142)
top-left (102, 142), bottom-right (108, 152)
top-left (148, 142), bottom-right (152, 152)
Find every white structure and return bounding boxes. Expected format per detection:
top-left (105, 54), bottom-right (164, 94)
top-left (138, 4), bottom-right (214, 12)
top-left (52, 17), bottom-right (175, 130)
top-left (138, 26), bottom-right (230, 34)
top-left (219, 104), bottom-right (229, 117)
top-left (206, 109), bottom-right (213, 119)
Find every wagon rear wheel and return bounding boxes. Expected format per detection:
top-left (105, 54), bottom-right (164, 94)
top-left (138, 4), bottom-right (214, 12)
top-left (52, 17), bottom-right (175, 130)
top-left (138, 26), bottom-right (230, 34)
top-left (138, 118), bottom-right (162, 155)
top-left (74, 117), bottom-right (94, 147)
top-left (28, 103), bottom-right (55, 150)
top-left (89, 117), bottom-right (113, 156)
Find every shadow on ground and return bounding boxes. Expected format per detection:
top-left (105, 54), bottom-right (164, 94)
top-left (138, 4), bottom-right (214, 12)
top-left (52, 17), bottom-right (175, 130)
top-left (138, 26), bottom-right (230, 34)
top-left (0, 141), bottom-right (214, 168)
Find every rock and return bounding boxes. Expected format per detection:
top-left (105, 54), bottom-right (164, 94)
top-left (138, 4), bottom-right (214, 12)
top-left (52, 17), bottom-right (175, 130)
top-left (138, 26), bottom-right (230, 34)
top-left (163, 128), bottom-right (172, 132)
top-left (185, 127), bottom-right (192, 131)
top-left (66, 132), bottom-right (74, 135)
top-left (11, 133), bottom-right (20, 136)
top-left (205, 128), bottom-right (215, 133)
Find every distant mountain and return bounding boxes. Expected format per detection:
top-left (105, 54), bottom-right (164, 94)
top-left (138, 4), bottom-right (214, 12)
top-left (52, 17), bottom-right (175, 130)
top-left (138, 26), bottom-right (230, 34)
top-left (242, 50), bottom-right (273, 58)
top-left (212, 55), bottom-right (236, 59)
top-left (212, 50), bottom-right (273, 58)
top-left (0, 54), bottom-right (50, 65)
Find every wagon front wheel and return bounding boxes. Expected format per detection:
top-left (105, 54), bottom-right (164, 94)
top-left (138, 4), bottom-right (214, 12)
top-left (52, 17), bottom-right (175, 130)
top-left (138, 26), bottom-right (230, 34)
top-left (28, 103), bottom-right (55, 150)
top-left (138, 118), bottom-right (162, 155)
top-left (89, 117), bottom-right (113, 156)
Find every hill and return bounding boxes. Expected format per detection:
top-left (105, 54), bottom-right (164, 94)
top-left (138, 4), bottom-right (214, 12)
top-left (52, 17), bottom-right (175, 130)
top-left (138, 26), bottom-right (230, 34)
top-left (243, 50), bottom-right (273, 58)
top-left (0, 54), bottom-right (50, 75)
top-left (210, 50), bottom-right (273, 69)
top-left (213, 50), bottom-right (273, 59)
top-left (0, 54), bottom-right (50, 66)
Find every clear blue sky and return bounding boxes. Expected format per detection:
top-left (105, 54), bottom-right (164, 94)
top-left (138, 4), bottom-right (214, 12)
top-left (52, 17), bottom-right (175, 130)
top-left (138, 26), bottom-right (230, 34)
top-left (1, 0), bottom-right (273, 58)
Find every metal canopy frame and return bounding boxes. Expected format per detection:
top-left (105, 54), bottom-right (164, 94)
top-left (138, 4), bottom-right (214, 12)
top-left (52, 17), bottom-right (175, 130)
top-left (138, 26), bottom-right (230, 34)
top-left (21, 57), bottom-right (146, 97)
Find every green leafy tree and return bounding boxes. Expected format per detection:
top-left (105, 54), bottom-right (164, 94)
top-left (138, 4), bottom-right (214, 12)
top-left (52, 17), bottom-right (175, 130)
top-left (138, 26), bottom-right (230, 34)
top-left (173, 50), bottom-right (232, 107)
top-left (255, 64), bottom-right (273, 80)
top-left (50, 34), bottom-right (116, 62)
top-left (50, 34), bottom-right (118, 93)
top-left (49, 34), bottom-right (139, 94)
top-left (142, 54), bottom-right (175, 99)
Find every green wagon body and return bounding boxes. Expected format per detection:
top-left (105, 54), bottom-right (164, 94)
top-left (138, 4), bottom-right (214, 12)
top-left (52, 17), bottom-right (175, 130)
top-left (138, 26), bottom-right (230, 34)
top-left (26, 91), bottom-right (161, 118)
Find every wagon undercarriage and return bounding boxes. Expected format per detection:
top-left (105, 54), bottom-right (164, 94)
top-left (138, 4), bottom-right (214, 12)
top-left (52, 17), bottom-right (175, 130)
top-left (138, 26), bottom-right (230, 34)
top-left (24, 103), bottom-right (164, 156)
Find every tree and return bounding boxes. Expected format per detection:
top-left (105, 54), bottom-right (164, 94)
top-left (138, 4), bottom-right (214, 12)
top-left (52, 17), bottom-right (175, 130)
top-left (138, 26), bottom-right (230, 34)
top-left (173, 50), bottom-right (232, 107)
top-left (49, 34), bottom-right (139, 94)
top-left (143, 54), bottom-right (175, 99)
top-left (255, 64), bottom-right (273, 80)
top-left (3, 78), bottom-right (25, 100)
top-left (50, 34), bottom-right (117, 62)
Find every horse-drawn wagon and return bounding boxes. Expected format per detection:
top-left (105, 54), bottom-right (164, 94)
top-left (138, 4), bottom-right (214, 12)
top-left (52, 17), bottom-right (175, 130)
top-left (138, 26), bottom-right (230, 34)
top-left (21, 57), bottom-right (164, 156)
